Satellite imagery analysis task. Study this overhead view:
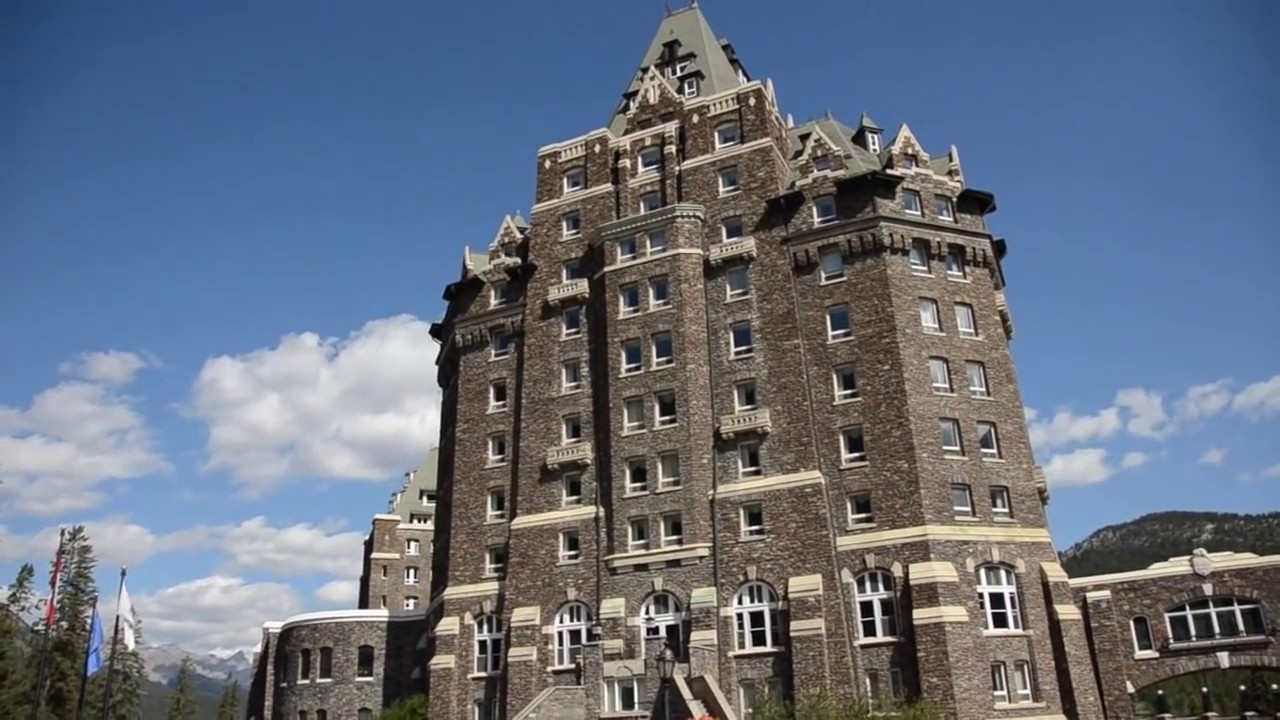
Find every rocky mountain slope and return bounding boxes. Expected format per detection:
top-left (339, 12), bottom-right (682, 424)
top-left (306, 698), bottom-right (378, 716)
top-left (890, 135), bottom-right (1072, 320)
top-left (1059, 510), bottom-right (1280, 577)
top-left (140, 642), bottom-right (254, 687)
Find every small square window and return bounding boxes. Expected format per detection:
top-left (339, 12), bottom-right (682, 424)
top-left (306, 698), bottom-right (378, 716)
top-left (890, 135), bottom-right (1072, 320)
top-left (819, 247), bottom-right (845, 281)
top-left (658, 452), bottom-right (681, 488)
top-left (827, 305), bottom-right (853, 341)
top-left (562, 211), bottom-right (581, 238)
top-left (903, 154), bottom-right (918, 170)
top-left (951, 484), bottom-right (974, 516)
top-left (738, 441), bottom-right (762, 477)
top-left (990, 486), bottom-right (1012, 517)
top-left (681, 77), bottom-right (699, 97)
top-left (488, 434), bottom-right (508, 464)
top-left (841, 426), bottom-right (867, 465)
top-left (489, 380), bottom-right (508, 411)
top-left (730, 322), bottom-right (754, 357)
top-left (848, 494), bottom-right (873, 525)
top-left (623, 397), bottom-right (645, 432)
top-left (559, 531), bottom-right (581, 562)
top-left (621, 339), bottom-right (643, 374)
top-left (562, 259), bottom-right (583, 281)
top-left (935, 195), bottom-right (955, 221)
top-left (489, 282), bottom-right (511, 308)
top-left (903, 190), bottom-right (922, 215)
top-left (638, 146), bottom-right (662, 173)
top-left (661, 513), bottom-right (684, 547)
top-left (626, 458), bottom-right (649, 493)
top-left (639, 192), bottom-right (662, 214)
top-left (977, 422), bottom-right (1001, 457)
top-left (618, 237), bottom-right (639, 262)
top-left (490, 330), bottom-right (513, 359)
top-left (945, 246), bottom-right (966, 278)
top-left (813, 195), bottom-right (837, 224)
top-left (734, 381), bottom-right (758, 412)
top-left (646, 229), bottom-right (668, 254)
top-left (562, 472), bottom-right (583, 505)
top-left (649, 276), bottom-right (670, 308)
top-left (833, 365), bottom-right (859, 401)
top-left (813, 155), bottom-right (832, 172)
top-left (726, 267), bottom-right (750, 300)
top-left (484, 546), bottom-right (507, 576)
top-left (420, 490), bottom-right (436, 506)
top-left (928, 357), bottom-right (952, 393)
top-left (628, 518), bottom-right (650, 551)
top-left (966, 361), bottom-right (989, 397)
top-left (722, 216), bottom-right (744, 240)
top-left (740, 503), bottom-right (765, 537)
top-left (718, 166), bottom-right (740, 195)
top-left (562, 307), bottom-right (583, 338)
top-left (486, 488), bottom-right (506, 521)
top-left (404, 567), bottom-right (419, 585)
top-left (955, 303), bottom-right (978, 337)
top-left (619, 284), bottom-right (642, 316)
top-left (652, 332), bottom-right (674, 367)
top-left (940, 418), bottom-right (963, 454)
top-left (654, 391), bottom-right (677, 427)
top-left (406, 538), bottom-right (421, 555)
top-left (562, 360), bottom-right (583, 392)
top-left (918, 298), bottom-right (941, 332)
top-left (402, 596), bottom-right (416, 610)
top-left (715, 122), bottom-right (741, 149)
top-left (562, 415), bottom-right (583, 445)
top-left (909, 239), bottom-right (930, 273)
top-left (563, 167), bottom-right (586, 194)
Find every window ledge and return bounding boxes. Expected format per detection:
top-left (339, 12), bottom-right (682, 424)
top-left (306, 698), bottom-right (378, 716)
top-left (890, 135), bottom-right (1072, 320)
top-left (932, 390), bottom-right (956, 397)
top-left (953, 515), bottom-right (979, 522)
top-left (840, 461), bottom-right (870, 470)
top-left (856, 637), bottom-right (901, 647)
top-left (910, 270), bottom-right (933, 278)
top-left (960, 335), bottom-right (984, 341)
top-left (485, 461), bottom-right (508, 469)
top-left (484, 518), bottom-right (507, 525)
top-left (993, 516), bottom-right (1017, 524)
top-left (315, 678), bottom-right (333, 684)
top-left (653, 422), bottom-right (678, 431)
top-left (620, 428), bottom-right (646, 437)
top-left (971, 394), bottom-right (995, 401)
top-left (355, 676), bottom-right (375, 682)
top-left (834, 397), bottom-right (862, 405)
top-left (922, 329), bottom-right (945, 336)
top-left (1133, 651), bottom-right (1160, 660)
top-left (819, 277), bottom-right (848, 286)
top-left (486, 407), bottom-right (508, 415)
top-left (981, 456), bottom-right (1005, 463)
top-left (847, 522), bottom-right (877, 532)
top-left (946, 276), bottom-right (970, 283)
top-left (561, 388), bottom-right (584, 396)
top-left (729, 647), bottom-right (782, 658)
top-left (827, 335), bottom-right (855, 345)
top-left (994, 702), bottom-right (1045, 711)
top-left (731, 352), bottom-right (755, 360)
top-left (654, 484), bottom-right (682, 494)
top-left (943, 454), bottom-right (968, 461)
top-left (547, 664), bottom-right (578, 674)
top-left (623, 491), bottom-right (649, 499)
top-left (739, 534), bottom-right (768, 543)
top-left (557, 559), bottom-right (582, 567)
top-left (983, 630), bottom-right (1028, 638)
top-left (468, 672), bottom-right (501, 680)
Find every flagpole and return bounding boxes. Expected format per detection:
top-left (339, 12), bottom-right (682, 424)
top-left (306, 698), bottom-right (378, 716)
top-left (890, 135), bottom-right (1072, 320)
top-left (75, 594), bottom-right (100, 720)
top-left (30, 526), bottom-right (67, 720)
top-left (99, 567), bottom-right (126, 720)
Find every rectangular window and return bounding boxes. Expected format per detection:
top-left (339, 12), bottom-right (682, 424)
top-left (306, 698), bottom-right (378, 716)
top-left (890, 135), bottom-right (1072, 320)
top-left (738, 441), bottom-right (762, 477)
top-left (826, 305), bottom-right (853, 340)
top-left (990, 486), bottom-right (1012, 517)
top-left (626, 458), bottom-right (649, 493)
top-left (649, 276), bottom-right (671, 308)
top-left (646, 229), bottom-right (667, 254)
top-left (867, 133), bottom-right (881, 154)
top-left (718, 166), bottom-right (741, 195)
top-left (489, 380), bottom-right (508, 411)
top-left (651, 332), bottom-right (674, 367)
top-left (918, 298), bottom-right (941, 332)
top-left (929, 357), bottom-right (952, 393)
top-left (562, 360), bottom-right (583, 392)
top-left (619, 284), bottom-right (642, 315)
top-left (722, 216), bottom-right (744, 240)
top-left (562, 306), bottom-right (583, 338)
top-left (621, 339), bottom-right (643, 374)
top-left (605, 678), bottom-right (644, 713)
top-left (627, 518), bottom-right (650, 551)
top-left (833, 365), bottom-right (859, 401)
top-left (404, 567), bottom-right (419, 585)
top-left (726, 266), bottom-right (750, 299)
top-left (661, 513), bottom-right (684, 547)
top-left (945, 245), bottom-right (966, 277)
top-left (909, 239), bottom-right (930, 273)
top-left (638, 146), bottom-right (662, 173)
top-left (903, 154), bottom-right (918, 169)
top-left (484, 547), bottom-right (506, 576)
top-left (488, 434), bottom-right (507, 464)
top-left (819, 247), bottom-right (845, 281)
top-left (951, 484), bottom-right (974, 516)
top-left (658, 452), bottom-right (681, 488)
top-left (654, 391), bottom-right (677, 427)
top-left (730, 322), bottom-right (754, 357)
top-left (618, 236), bottom-right (638, 262)
top-left (903, 189), bottom-right (922, 215)
top-left (935, 195), bottom-right (955, 221)
top-left (977, 422), bottom-right (1001, 457)
top-left (490, 330), bottom-right (512, 359)
top-left (562, 472), bottom-right (583, 506)
top-left (489, 282), bottom-right (510, 308)
top-left (562, 211), bottom-right (581, 238)
top-left (991, 663), bottom-right (1009, 704)
top-left (734, 381), bottom-right (758, 412)
top-left (1012, 661), bottom-right (1034, 703)
top-left (562, 259), bottom-right (583, 281)
top-left (966, 361), bottom-right (989, 396)
top-left (623, 397), bottom-right (645, 432)
top-left (402, 596), bottom-right (416, 610)
top-left (715, 122), bottom-right (741, 149)
top-left (562, 415), bottom-right (583, 445)
top-left (848, 494), bottom-right (873, 525)
top-left (405, 539), bottom-right (421, 555)
top-left (841, 426), bottom-right (867, 465)
top-left (563, 167), bottom-right (586, 193)
top-left (813, 195), bottom-right (837, 224)
top-left (681, 77), bottom-right (699, 97)
top-left (955, 303), bottom-right (977, 337)
top-left (813, 155), bottom-right (832, 172)
top-left (559, 530), bottom-right (581, 562)
top-left (639, 192), bottom-right (662, 214)
top-left (486, 489), bottom-right (506, 521)
top-left (940, 418), bottom-right (963, 454)
top-left (740, 503), bottom-right (765, 537)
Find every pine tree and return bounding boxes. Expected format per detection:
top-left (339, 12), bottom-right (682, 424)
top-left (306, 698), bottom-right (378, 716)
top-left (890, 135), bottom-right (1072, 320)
top-left (88, 609), bottom-right (147, 720)
top-left (381, 693), bottom-right (428, 720)
top-left (0, 563), bottom-right (37, 715)
top-left (216, 673), bottom-right (242, 720)
top-left (167, 655), bottom-right (198, 720)
top-left (39, 525), bottom-right (99, 719)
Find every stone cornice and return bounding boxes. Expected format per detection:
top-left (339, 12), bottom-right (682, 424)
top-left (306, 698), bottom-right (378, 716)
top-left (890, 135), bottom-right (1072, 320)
top-left (597, 203), bottom-right (706, 242)
top-left (788, 221), bottom-right (997, 271)
top-left (273, 609), bottom-right (425, 633)
top-left (1068, 551), bottom-right (1280, 588)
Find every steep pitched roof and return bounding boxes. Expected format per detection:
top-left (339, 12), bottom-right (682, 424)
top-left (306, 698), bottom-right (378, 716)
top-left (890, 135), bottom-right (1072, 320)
top-left (786, 115), bottom-right (884, 180)
top-left (607, 4), bottom-right (745, 134)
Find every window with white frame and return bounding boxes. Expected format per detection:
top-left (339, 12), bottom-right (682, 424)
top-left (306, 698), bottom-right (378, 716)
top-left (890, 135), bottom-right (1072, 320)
top-left (723, 216), bottom-right (744, 240)
top-left (638, 146), bottom-right (662, 174)
top-left (928, 357), bottom-right (952, 393)
top-left (562, 259), bottom-right (583, 281)
top-left (491, 329), bottom-right (512, 359)
top-left (562, 471), bottom-right (583, 506)
top-left (650, 276), bottom-right (670, 308)
top-left (955, 303), bottom-right (977, 337)
top-left (618, 236), bottom-right (639, 262)
top-left (620, 284), bottom-right (642, 315)
top-left (990, 486), bottom-right (1012, 518)
top-left (909, 239), bottom-right (930, 272)
top-left (488, 434), bottom-right (507, 464)
top-left (848, 493), bottom-right (873, 525)
top-left (935, 195), bottom-right (955, 221)
top-left (866, 131), bottom-right (881, 154)
top-left (562, 306), bottom-right (583, 338)
top-left (1011, 661), bottom-right (1034, 703)
top-left (991, 662), bottom-right (1009, 704)
top-left (621, 339), bottom-right (642, 374)
top-left (559, 530), bottom-right (581, 562)
top-left (562, 360), bottom-right (583, 392)
top-left (903, 189), bottom-right (922, 215)
top-left (474, 699), bottom-right (497, 720)
top-left (827, 305), bottom-right (852, 340)
top-left (1165, 597), bottom-right (1267, 642)
top-left (681, 77), bottom-right (699, 97)
top-left (484, 546), bottom-right (506, 576)
top-left (489, 282), bottom-right (510, 308)
top-left (658, 452), bottom-right (681, 488)
top-left (726, 266), bottom-right (750, 299)
top-left (661, 513), bottom-right (684, 547)
top-left (730, 322), bottom-right (754, 357)
top-left (486, 488), bottom-right (506, 521)
top-left (966, 361), bottom-right (989, 396)
top-left (403, 596), bottom-right (418, 610)
top-left (977, 422), bottom-right (1001, 457)
top-left (654, 391), bottom-right (677, 427)
top-left (833, 364), bottom-right (859, 401)
top-left (604, 677), bottom-right (644, 713)
top-left (841, 426), bottom-right (867, 465)
top-left (740, 503), bottom-right (765, 537)
top-left (813, 155), bottom-right (832, 172)
top-left (819, 246), bottom-right (845, 281)
top-left (738, 441), bottom-right (762, 477)
top-left (626, 458), bottom-right (648, 493)
top-left (952, 484), bottom-right (974, 516)
top-left (945, 245), bottom-right (966, 277)
top-left (420, 490), bottom-right (436, 506)
top-left (866, 669), bottom-right (905, 708)
top-left (717, 166), bottom-right (740, 196)
top-left (854, 570), bottom-right (898, 640)
top-left (1131, 615), bottom-right (1155, 653)
top-left (940, 418), bottom-right (963, 454)
top-left (561, 415), bottom-right (583, 445)
top-left (627, 517), bottom-right (650, 551)
top-left (563, 167), bottom-right (586, 194)
top-left (813, 195), bottom-right (836, 224)
top-left (918, 297), bottom-right (941, 331)
top-left (562, 211), bottom-right (581, 238)
top-left (977, 565), bottom-right (1022, 631)
top-left (734, 381), bottom-right (758, 412)
top-left (623, 397), bottom-right (645, 432)
top-left (553, 602), bottom-right (590, 667)
top-left (474, 614), bottom-right (503, 675)
top-left (734, 582), bottom-right (781, 650)
top-left (639, 192), bottom-right (662, 214)
top-left (489, 380), bottom-right (508, 411)
top-left (404, 567), bottom-right (419, 585)
top-left (640, 592), bottom-right (683, 650)
top-left (715, 122), bottom-right (741, 149)
top-left (652, 332), bottom-right (674, 367)
top-left (647, 229), bottom-right (667, 254)
top-left (405, 538), bottom-right (421, 556)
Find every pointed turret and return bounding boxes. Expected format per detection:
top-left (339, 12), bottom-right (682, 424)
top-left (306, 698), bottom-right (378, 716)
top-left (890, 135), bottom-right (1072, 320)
top-left (607, 3), bottom-right (748, 134)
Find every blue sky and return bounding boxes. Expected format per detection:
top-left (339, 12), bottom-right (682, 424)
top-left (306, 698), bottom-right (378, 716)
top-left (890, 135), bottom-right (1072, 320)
top-left (1, 0), bottom-right (1276, 653)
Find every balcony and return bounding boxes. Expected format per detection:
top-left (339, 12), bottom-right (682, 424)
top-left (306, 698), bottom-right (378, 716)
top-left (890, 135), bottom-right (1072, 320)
top-left (547, 278), bottom-right (590, 306)
top-left (995, 290), bottom-right (1015, 339)
top-left (546, 442), bottom-right (594, 469)
top-left (718, 408), bottom-right (772, 439)
top-left (708, 237), bottom-right (757, 266)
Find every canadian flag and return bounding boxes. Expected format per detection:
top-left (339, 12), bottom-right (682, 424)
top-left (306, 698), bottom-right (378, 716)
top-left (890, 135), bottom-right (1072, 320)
top-left (44, 528), bottom-right (67, 627)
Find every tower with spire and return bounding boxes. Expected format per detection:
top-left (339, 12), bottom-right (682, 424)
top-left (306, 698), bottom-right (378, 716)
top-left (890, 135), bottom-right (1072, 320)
top-left (425, 4), bottom-right (1102, 719)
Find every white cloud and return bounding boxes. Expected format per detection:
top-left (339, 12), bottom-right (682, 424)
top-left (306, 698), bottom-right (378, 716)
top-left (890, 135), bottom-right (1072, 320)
top-left (58, 350), bottom-right (158, 386)
top-left (1120, 451), bottom-right (1150, 469)
top-left (216, 516), bottom-right (364, 578)
top-left (1175, 380), bottom-right (1234, 422)
top-left (1025, 407), bottom-right (1123, 451)
top-left (130, 575), bottom-right (301, 654)
top-left (1043, 448), bottom-right (1114, 487)
top-left (0, 357), bottom-right (170, 516)
top-left (0, 518), bottom-right (208, 570)
top-left (314, 580), bottom-right (359, 605)
top-left (1231, 375), bottom-right (1280, 419)
top-left (1114, 387), bottom-right (1171, 440)
top-left (1262, 463), bottom-right (1280, 480)
top-left (1199, 447), bottom-right (1228, 466)
top-left (186, 315), bottom-right (439, 497)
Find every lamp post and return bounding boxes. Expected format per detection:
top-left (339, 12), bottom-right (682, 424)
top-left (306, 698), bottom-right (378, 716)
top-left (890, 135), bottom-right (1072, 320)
top-left (1154, 689), bottom-right (1170, 718)
top-left (655, 645), bottom-right (678, 720)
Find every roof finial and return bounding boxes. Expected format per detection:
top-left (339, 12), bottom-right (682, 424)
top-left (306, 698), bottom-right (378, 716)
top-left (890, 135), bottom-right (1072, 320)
top-left (664, 0), bottom-right (672, 15)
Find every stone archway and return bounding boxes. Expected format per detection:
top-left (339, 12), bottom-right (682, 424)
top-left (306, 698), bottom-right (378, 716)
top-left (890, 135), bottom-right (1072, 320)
top-left (1128, 655), bottom-right (1280, 718)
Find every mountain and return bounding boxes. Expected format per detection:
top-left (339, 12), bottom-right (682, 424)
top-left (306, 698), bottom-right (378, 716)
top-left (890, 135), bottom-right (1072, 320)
top-left (140, 643), bottom-right (254, 687)
top-left (1059, 510), bottom-right (1280, 577)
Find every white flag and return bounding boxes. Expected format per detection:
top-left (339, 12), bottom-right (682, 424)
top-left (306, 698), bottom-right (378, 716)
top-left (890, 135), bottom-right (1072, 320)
top-left (118, 580), bottom-right (138, 651)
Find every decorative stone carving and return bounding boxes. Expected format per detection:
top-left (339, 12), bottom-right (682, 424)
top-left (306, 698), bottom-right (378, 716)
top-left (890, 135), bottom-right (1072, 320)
top-left (1191, 548), bottom-right (1215, 577)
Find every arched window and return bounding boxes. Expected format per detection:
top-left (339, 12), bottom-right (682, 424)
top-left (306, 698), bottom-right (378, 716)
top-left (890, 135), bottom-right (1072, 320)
top-left (734, 582), bottom-right (780, 651)
top-left (854, 570), bottom-right (898, 640)
top-left (315, 711), bottom-right (327, 720)
top-left (1165, 597), bottom-right (1267, 643)
top-left (976, 565), bottom-right (1021, 631)
top-left (298, 648), bottom-right (312, 680)
top-left (317, 647), bottom-right (332, 679)
top-left (357, 710), bottom-right (373, 720)
top-left (640, 592), bottom-right (684, 653)
top-left (356, 645), bottom-right (375, 678)
top-left (474, 614), bottom-right (504, 675)
top-left (554, 602), bottom-right (591, 667)
top-left (1131, 616), bottom-right (1154, 652)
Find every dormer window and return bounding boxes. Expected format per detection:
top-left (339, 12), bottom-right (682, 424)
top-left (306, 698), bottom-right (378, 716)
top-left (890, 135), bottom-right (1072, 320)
top-left (681, 78), bottom-right (699, 98)
top-left (490, 282), bottom-right (511, 308)
top-left (668, 60), bottom-right (690, 77)
top-left (866, 132), bottom-right (881, 154)
top-left (563, 167), bottom-right (586, 194)
top-left (903, 154), bottom-right (918, 170)
top-left (813, 195), bottom-right (837, 225)
top-left (638, 146), bottom-right (662, 174)
top-left (715, 122), bottom-right (741, 149)
top-left (814, 155), bottom-right (832, 172)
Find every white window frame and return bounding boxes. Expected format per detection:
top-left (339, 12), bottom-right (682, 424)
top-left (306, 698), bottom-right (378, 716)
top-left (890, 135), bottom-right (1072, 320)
top-left (955, 303), bottom-right (977, 337)
top-left (991, 662), bottom-right (1009, 704)
top-left (854, 570), bottom-right (898, 640)
top-left (718, 166), bottom-right (740, 195)
top-left (734, 582), bottom-right (780, 651)
top-left (909, 239), bottom-right (931, 273)
top-left (484, 546), bottom-right (506, 576)
top-left (725, 266), bottom-right (750, 300)
top-left (833, 365), bottom-right (859, 401)
top-left (623, 397), bottom-right (645, 432)
top-left (561, 306), bottom-right (583, 338)
top-left (935, 194), bottom-right (955, 221)
top-left (561, 414), bottom-right (583, 445)
top-left (847, 493), bottom-right (873, 525)
top-left (489, 281), bottom-right (510, 308)
top-left (715, 122), bottom-right (742, 149)
top-left (658, 452), bottom-right (681, 488)
top-left (474, 614), bottom-right (503, 675)
top-left (819, 247), bottom-right (844, 281)
top-left (619, 283), bottom-right (642, 315)
top-left (866, 132), bottom-right (881, 154)
top-left (902, 189), bottom-right (922, 215)
top-left (740, 503), bottom-right (765, 537)
top-left (651, 332), bottom-right (674, 368)
top-left (490, 330), bottom-right (512, 359)
top-left (952, 484), bottom-right (974, 516)
top-left (627, 517), bottom-right (650, 552)
top-left (722, 216), bottom-right (744, 241)
top-left (562, 259), bottom-right (582, 281)
top-left (940, 418), bottom-right (963, 453)
top-left (654, 391), bottom-right (677, 427)
top-left (562, 211), bottom-right (581, 238)
top-left (977, 422), bottom-right (1001, 457)
top-left (486, 488), bottom-right (506, 521)
top-left (559, 530), bottom-right (581, 563)
top-left (730, 322), bottom-right (754, 357)
top-left (553, 603), bottom-right (590, 667)
top-left (405, 538), bottom-right (421, 556)
top-left (1012, 661), bottom-right (1034, 703)
top-left (488, 434), bottom-right (507, 464)
top-left (561, 472), bottom-right (583, 506)
top-left (621, 339), bottom-right (643, 374)
top-left (929, 357), bottom-right (952, 393)
top-left (990, 486), bottom-right (1012, 517)
top-left (1131, 615), bottom-right (1155, 653)
top-left (640, 592), bottom-right (683, 647)
top-left (1165, 597), bottom-right (1268, 643)
top-left (967, 361), bottom-right (989, 396)
top-left (639, 191), bottom-right (662, 214)
top-left (618, 236), bottom-right (639, 262)
top-left (681, 77), bottom-right (699, 97)
top-left (562, 360), bottom-right (583, 392)
top-left (977, 565), bottom-right (1022, 631)
top-left (646, 229), bottom-right (667, 254)
top-left (563, 166), bottom-right (586, 194)
top-left (841, 426), bottom-right (867, 465)
top-left (813, 195), bottom-right (836, 224)
top-left (945, 246), bottom-right (966, 277)
top-left (403, 596), bottom-right (418, 610)
top-left (737, 441), bottom-right (762, 478)
top-left (660, 513), bottom-right (684, 547)
top-left (625, 458), bottom-right (649, 493)
top-left (604, 677), bottom-right (644, 713)
top-left (649, 276), bottom-right (670, 308)
top-left (918, 298), bottom-right (941, 332)
top-left (404, 567), bottom-right (419, 586)
top-left (734, 381), bottom-right (758, 412)
top-left (638, 146), bottom-right (662, 174)
top-left (826, 305), bottom-right (852, 341)
top-left (489, 380), bottom-right (508, 411)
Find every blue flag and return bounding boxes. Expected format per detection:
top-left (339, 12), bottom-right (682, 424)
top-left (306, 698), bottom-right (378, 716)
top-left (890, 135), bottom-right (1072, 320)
top-left (85, 605), bottom-right (105, 677)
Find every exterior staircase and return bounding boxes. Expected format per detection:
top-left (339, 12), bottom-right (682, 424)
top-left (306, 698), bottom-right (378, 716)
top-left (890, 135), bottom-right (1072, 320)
top-left (511, 685), bottom-right (586, 720)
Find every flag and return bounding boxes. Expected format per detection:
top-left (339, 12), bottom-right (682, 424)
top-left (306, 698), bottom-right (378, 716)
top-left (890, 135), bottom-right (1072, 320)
top-left (86, 604), bottom-right (105, 676)
top-left (117, 579), bottom-right (138, 651)
top-left (45, 527), bottom-right (67, 626)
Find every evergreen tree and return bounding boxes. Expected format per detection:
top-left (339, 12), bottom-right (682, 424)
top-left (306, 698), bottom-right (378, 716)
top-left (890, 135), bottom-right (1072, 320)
top-left (87, 609), bottom-right (148, 720)
top-left (0, 563), bottom-right (37, 715)
top-left (38, 525), bottom-right (99, 720)
top-left (167, 655), bottom-right (198, 720)
top-left (381, 693), bottom-right (428, 720)
top-left (217, 673), bottom-right (242, 720)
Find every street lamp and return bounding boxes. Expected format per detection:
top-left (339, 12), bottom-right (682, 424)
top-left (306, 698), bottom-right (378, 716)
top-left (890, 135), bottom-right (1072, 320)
top-left (655, 646), bottom-right (677, 720)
